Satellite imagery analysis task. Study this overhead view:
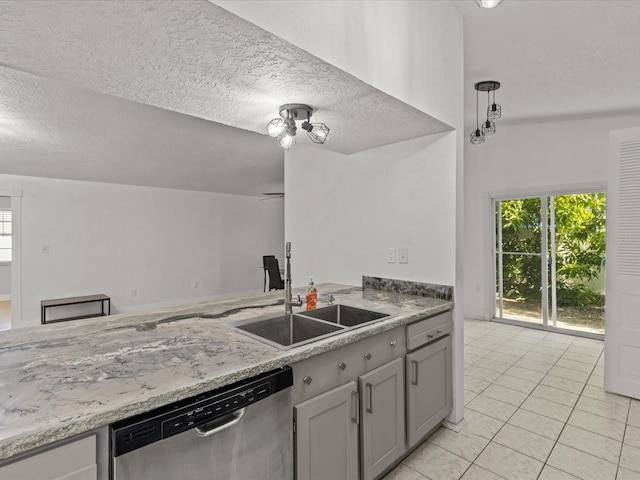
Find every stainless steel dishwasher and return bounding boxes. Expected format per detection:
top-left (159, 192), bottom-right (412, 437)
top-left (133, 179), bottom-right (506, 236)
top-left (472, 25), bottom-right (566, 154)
top-left (110, 367), bottom-right (293, 480)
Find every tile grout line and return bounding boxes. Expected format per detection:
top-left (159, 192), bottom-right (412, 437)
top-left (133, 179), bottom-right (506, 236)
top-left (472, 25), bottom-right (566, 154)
top-left (534, 341), bottom-right (606, 480)
top-left (467, 327), bottom-right (617, 479)
top-left (460, 328), bottom-right (576, 479)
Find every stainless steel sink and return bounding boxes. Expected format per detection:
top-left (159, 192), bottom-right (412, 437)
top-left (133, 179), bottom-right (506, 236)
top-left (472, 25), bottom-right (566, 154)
top-left (301, 304), bottom-right (390, 327)
top-left (227, 305), bottom-right (391, 350)
top-left (227, 313), bottom-right (346, 350)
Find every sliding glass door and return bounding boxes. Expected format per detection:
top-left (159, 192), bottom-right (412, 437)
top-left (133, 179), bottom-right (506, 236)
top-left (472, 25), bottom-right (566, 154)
top-left (494, 192), bottom-right (605, 335)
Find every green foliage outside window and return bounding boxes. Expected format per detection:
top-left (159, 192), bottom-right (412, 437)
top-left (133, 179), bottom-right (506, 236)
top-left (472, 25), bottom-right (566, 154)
top-left (499, 193), bottom-right (606, 307)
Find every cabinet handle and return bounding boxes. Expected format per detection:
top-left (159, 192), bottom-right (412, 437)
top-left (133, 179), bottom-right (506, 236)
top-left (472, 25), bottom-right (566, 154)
top-left (351, 391), bottom-right (359, 424)
top-left (427, 330), bottom-right (442, 340)
top-left (411, 360), bottom-right (419, 386)
top-left (390, 340), bottom-right (397, 348)
top-left (364, 352), bottom-right (372, 360)
top-left (303, 376), bottom-right (312, 385)
top-left (366, 383), bottom-right (373, 414)
top-left (338, 362), bottom-right (347, 371)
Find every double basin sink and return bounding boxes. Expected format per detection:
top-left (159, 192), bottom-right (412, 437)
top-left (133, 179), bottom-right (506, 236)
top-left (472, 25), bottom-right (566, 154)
top-left (227, 304), bottom-right (390, 350)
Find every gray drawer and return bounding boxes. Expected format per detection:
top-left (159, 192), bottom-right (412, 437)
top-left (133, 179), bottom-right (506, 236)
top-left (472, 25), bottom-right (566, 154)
top-left (406, 311), bottom-right (452, 351)
top-left (292, 326), bottom-right (406, 404)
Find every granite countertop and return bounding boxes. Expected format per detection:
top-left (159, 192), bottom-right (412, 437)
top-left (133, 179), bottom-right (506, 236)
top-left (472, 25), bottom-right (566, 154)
top-left (0, 283), bottom-right (453, 460)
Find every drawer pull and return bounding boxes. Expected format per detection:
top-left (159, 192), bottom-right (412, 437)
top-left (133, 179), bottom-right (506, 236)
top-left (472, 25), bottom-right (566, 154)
top-left (390, 340), bottom-right (397, 348)
top-left (351, 391), bottom-right (359, 424)
top-left (411, 360), bottom-right (419, 386)
top-left (366, 383), bottom-right (373, 414)
top-left (364, 352), bottom-right (372, 360)
top-left (303, 376), bottom-right (313, 385)
top-left (427, 330), bottom-right (442, 340)
top-left (338, 362), bottom-right (347, 371)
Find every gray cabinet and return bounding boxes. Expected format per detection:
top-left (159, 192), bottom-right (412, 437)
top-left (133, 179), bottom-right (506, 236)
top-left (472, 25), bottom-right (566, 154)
top-left (359, 358), bottom-right (404, 480)
top-left (405, 335), bottom-right (452, 448)
top-left (294, 381), bottom-right (359, 480)
top-left (0, 434), bottom-right (97, 480)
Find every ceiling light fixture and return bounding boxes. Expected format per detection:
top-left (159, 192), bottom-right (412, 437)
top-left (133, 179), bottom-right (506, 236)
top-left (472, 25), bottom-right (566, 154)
top-left (266, 104), bottom-right (330, 150)
top-left (475, 0), bottom-right (504, 8)
top-left (471, 80), bottom-right (501, 145)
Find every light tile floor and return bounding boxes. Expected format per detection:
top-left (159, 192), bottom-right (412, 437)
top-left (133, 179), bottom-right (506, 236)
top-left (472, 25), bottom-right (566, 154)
top-left (383, 318), bottom-right (639, 480)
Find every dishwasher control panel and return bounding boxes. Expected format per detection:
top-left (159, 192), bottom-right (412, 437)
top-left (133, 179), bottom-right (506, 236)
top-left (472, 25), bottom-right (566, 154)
top-left (161, 381), bottom-right (271, 437)
top-left (111, 366), bottom-right (292, 457)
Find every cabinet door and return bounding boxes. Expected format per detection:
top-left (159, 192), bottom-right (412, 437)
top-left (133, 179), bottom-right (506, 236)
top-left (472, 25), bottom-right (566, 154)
top-left (359, 358), bottom-right (405, 480)
top-left (295, 381), bottom-right (359, 480)
top-left (0, 435), bottom-right (96, 480)
top-left (406, 336), bottom-right (452, 448)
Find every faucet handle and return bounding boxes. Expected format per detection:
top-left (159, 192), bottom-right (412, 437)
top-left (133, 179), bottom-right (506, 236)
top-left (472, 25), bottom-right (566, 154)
top-left (328, 294), bottom-right (335, 305)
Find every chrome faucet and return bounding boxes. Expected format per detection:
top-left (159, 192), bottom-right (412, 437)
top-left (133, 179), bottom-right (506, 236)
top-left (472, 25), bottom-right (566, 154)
top-left (285, 242), bottom-right (303, 314)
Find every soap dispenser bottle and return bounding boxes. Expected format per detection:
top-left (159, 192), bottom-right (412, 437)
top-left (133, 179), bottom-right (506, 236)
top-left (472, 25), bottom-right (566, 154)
top-left (306, 277), bottom-right (317, 310)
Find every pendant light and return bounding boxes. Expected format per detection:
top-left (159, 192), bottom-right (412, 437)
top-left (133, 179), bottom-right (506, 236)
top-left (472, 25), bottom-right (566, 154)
top-left (482, 91), bottom-right (496, 136)
top-left (470, 87), bottom-right (485, 145)
top-left (488, 88), bottom-right (502, 120)
top-left (471, 81), bottom-right (501, 145)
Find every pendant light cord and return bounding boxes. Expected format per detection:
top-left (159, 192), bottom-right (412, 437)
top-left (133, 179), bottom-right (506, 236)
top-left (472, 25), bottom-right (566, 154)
top-left (476, 88), bottom-right (480, 130)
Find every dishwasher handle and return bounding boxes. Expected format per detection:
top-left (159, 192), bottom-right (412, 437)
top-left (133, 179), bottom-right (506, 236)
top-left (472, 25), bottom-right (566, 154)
top-left (193, 408), bottom-right (247, 437)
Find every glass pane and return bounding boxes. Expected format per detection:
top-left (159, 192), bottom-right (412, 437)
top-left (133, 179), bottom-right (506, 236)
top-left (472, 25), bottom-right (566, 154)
top-left (553, 193), bottom-right (606, 334)
top-left (501, 253), bottom-right (542, 325)
top-left (500, 198), bottom-right (542, 254)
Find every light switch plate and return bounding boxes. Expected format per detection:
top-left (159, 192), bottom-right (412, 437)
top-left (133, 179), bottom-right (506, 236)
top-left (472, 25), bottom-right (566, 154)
top-left (387, 248), bottom-right (396, 263)
top-left (398, 247), bottom-right (408, 264)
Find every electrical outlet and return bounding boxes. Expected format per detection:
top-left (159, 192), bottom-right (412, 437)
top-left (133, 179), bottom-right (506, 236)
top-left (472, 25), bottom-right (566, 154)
top-left (42, 245), bottom-right (50, 254)
top-left (398, 247), bottom-right (408, 264)
top-left (194, 280), bottom-right (200, 289)
top-left (387, 248), bottom-right (396, 263)
top-left (131, 289), bottom-right (138, 297)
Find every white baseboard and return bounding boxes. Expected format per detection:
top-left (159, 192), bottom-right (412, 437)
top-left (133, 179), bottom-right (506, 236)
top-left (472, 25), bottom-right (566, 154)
top-left (0, 294), bottom-right (11, 302)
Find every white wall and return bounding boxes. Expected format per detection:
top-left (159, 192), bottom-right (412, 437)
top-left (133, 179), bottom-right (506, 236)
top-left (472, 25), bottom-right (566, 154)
top-left (0, 174), bottom-right (284, 328)
top-left (285, 133), bottom-right (456, 287)
top-left (464, 113), bottom-right (640, 321)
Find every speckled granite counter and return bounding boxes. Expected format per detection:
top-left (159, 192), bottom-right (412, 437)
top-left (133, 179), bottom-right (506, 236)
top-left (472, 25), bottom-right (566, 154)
top-left (0, 283), bottom-right (452, 460)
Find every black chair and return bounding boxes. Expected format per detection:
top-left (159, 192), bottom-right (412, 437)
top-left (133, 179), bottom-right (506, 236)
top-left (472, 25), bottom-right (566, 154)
top-left (263, 255), bottom-right (284, 291)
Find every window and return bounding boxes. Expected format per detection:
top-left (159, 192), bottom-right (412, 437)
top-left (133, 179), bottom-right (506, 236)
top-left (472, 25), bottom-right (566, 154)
top-left (0, 209), bottom-right (11, 263)
top-left (494, 192), bottom-right (606, 335)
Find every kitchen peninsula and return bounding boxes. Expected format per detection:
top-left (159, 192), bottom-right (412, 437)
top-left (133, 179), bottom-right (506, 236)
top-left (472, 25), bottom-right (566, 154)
top-left (0, 279), bottom-right (453, 479)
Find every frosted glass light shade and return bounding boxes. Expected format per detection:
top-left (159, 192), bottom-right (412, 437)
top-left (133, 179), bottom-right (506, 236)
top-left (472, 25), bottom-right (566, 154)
top-left (267, 118), bottom-right (286, 138)
top-left (488, 103), bottom-right (502, 120)
top-left (482, 120), bottom-right (496, 136)
top-left (470, 128), bottom-right (485, 145)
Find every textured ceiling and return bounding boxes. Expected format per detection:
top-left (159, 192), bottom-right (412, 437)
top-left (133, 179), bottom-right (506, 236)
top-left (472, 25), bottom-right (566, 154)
top-left (453, 0), bottom-right (640, 130)
top-left (0, 67), bottom-right (284, 196)
top-left (0, 0), bottom-right (448, 195)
